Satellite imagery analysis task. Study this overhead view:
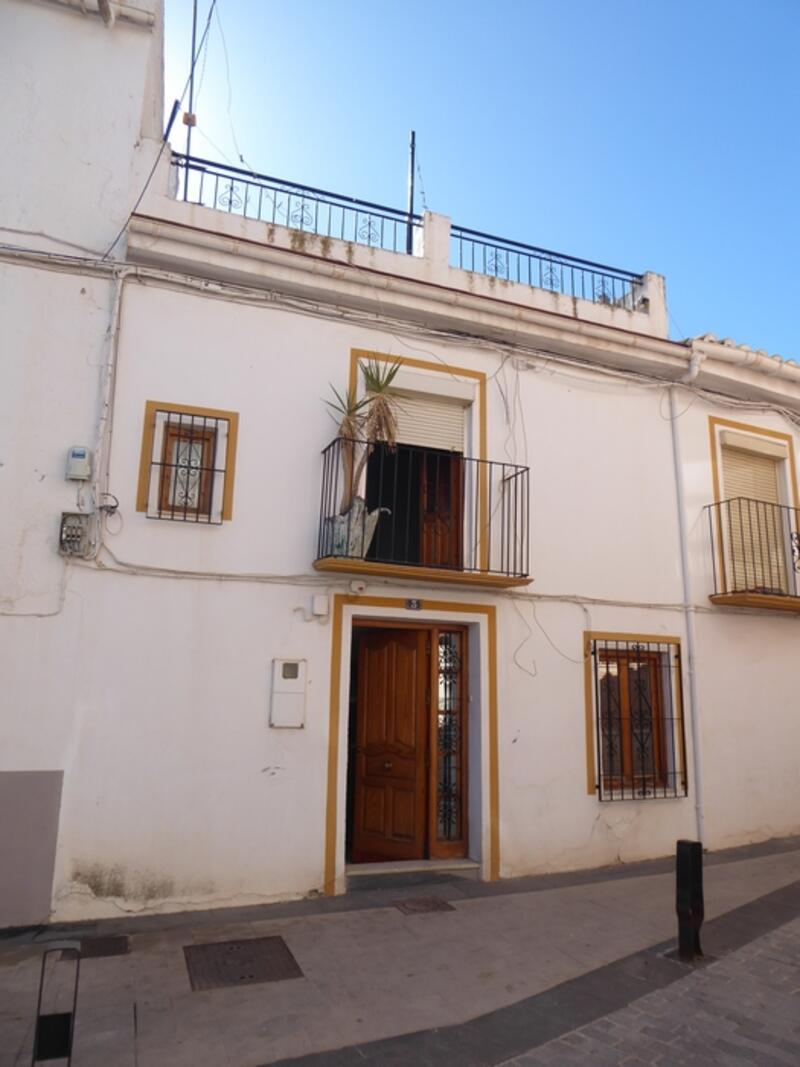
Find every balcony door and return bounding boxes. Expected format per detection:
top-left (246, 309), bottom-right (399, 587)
top-left (364, 390), bottom-right (466, 570)
top-left (421, 452), bottom-right (463, 568)
top-left (721, 445), bottom-right (788, 594)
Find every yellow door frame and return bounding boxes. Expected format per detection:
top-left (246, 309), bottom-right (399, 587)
top-left (323, 593), bottom-right (499, 892)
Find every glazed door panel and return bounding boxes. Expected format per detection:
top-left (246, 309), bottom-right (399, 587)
top-left (352, 629), bottom-right (428, 862)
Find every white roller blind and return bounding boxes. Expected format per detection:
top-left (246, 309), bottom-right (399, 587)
top-left (720, 446), bottom-right (787, 593)
top-left (390, 392), bottom-right (467, 452)
top-left (720, 429), bottom-right (787, 459)
top-left (721, 446), bottom-right (780, 504)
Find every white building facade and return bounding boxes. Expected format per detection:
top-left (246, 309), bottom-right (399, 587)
top-left (2, 0), bottom-right (799, 928)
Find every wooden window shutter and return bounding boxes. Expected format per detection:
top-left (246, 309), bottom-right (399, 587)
top-left (390, 393), bottom-right (467, 452)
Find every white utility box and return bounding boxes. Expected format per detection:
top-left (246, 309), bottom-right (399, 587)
top-left (269, 659), bottom-right (307, 728)
top-left (65, 446), bottom-right (92, 480)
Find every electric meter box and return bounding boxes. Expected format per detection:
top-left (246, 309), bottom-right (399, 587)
top-left (66, 446), bottom-right (92, 480)
top-left (269, 659), bottom-right (307, 728)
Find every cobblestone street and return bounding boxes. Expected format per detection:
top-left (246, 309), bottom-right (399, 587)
top-left (504, 918), bottom-right (800, 1067)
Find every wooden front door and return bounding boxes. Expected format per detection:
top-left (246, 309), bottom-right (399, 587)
top-left (351, 628), bottom-right (428, 862)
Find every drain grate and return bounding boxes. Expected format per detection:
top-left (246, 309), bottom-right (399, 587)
top-left (80, 935), bottom-right (130, 959)
top-left (394, 896), bottom-right (455, 915)
top-left (183, 936), bottom-right (303, 991)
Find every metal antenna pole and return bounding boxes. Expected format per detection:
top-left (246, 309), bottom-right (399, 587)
top-left (406, 129), bottom-right (416, 253)
top-left (184, 0), bottom-right (199, 200)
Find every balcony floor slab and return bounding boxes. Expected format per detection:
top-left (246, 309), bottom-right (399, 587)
top-left (710, 592), bottom-right (800, 613)
top-left (313, 557), bottom-right (532, 589)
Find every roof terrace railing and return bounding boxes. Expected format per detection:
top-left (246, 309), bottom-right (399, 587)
top-left (450, 224), bottom-right (643, 309)
top-left (170, 153), bottom-right (642, 305)
top-left (171, 153), bottom-right (422, 255)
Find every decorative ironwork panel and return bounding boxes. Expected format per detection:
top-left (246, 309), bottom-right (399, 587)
top-left (357, 216), bottom-right (381, 245)
top-left (217, 181), bottom-right (242, 211)
top-left (437, 631), bottom-right (463, 841)
top-left (289, 199), bottom-right (314, 228)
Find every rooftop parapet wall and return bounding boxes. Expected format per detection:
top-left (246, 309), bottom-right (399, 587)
top-left (131, 152), bottom-right (668, 338)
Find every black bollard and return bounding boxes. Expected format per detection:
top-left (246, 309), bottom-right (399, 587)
top-left (675, 839), bottom-right (704, 961)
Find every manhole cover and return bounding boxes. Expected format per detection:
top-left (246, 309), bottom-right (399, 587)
top-left (183, 936), bottom-right (303, 991)
top-left (394, 896), bottom-right (455, 915)
top-left (80, 935), bottom-right (130, 959)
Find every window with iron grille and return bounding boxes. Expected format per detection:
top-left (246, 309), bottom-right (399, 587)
top-left (136, 402), bottom-right (239, 524)
top-left (586, 635), bottom-right (687, 801)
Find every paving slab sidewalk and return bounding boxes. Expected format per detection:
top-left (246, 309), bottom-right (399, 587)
top-left (1, 842), bottom-right (799, 1067)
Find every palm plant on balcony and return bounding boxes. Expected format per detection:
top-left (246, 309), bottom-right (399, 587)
top-left (325, 359), bottom-right (401, 558)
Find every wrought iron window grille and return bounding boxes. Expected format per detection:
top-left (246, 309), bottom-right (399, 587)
top-left (590, 638), bottom-right (688, 802)
top-left (145, 409), bottom-right (230, 524)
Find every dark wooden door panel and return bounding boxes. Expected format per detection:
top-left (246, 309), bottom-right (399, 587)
top-left (421, 453), bottom-right (463, 569)
top-left (352, 629), bottom-right (428, 862)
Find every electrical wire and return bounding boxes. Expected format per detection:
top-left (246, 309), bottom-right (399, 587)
top-left (416, 158), bottom-right (429, 212)
top-left (511, 599), bottom-right (538, 679)
top-left (101, 0), bottom-right (219, 260)
top-left (6, 243), bottom-right (800, 618)
top-left (528, 600), bottom-right (585, 665)
top-left (87, 543), bottom-right (336, 586)
top-left (11, 236), bottom-right (800, 437)
top-left (213, 2), bottom-right (250, 168)
top-left (193, 6), bottom-right (213, 109)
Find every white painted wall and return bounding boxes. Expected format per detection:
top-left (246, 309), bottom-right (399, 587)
top-left (4, 259), bottom-right (799, 920)
top-left (0, 264), bottom-right (113, 613)
top-left (0, 0), bottom-right (162, 256)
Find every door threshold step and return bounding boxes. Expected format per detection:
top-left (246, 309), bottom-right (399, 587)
top-left (346, 859), bottom-right (481, 892)
top-left (347, 859), bottom-right (479, 876)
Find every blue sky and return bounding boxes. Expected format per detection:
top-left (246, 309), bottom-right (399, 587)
top-left (164, 1), bottom-right (800, 359)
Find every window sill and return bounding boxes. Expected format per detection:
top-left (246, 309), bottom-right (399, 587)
top-left (709, 592), bottom-right (800, 613)
top-left (313, 557), bottom-right (532, 589)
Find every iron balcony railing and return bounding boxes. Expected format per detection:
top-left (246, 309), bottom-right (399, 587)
top-left (316, 438), bottom-right (530, 579)
top-left (450, 224), bottom-right (642, 308)
top-left (705, 497), bottom-right (800, 598)
top-left (171, 153), bottom-right (422, 254)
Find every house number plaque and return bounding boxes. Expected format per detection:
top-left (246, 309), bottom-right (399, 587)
top-left (405, 599), bottom-right (422, 611)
